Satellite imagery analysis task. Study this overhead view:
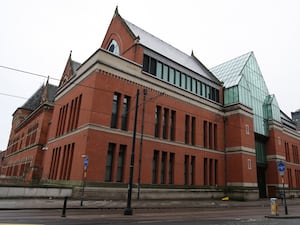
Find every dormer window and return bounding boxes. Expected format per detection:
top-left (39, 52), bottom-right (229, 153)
top-left (107, 40), bottom-right (120, 55)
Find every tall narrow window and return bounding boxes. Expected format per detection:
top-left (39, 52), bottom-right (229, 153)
top-left (203, 121), bottom-right (207, 148)
top-left (60, 143), bottom-right (74, 180)
top-left (214, 123), bottom-right (217, 150)
top-left (209, 158), bottom-right (213, 185)
top-left (111, 93), bottom-right (120, 128)
top-left (74, 94), bottom-right (82, 129)
top-left (162, 108), bottom-right (169, 139)
top-left (56, 108), bottom-right (63, 136)
top-left (285, 142), bottom-right (290, 162)
top-left (155, 106), bottom-right (162, 138)
top-left (105, 143), bottom-right (116, 182)
top-left (170, 110), bottom-right (176, 141)
top-left (161, 152), bottom-right (167, 184)
top-left (204, 158), bottom-right (208, 185)
top-left (207, 86), bottom-right (211, 99)
top-left (152, 150), bottom-right (159, 184)
top-left (201, 83), bottom-right (206, 97)
top-left (191, 156), bottom-right (195, 185)
top-left (197, 81), bottom-right (201, 96)
top-left (121, 96), bottom-right (130, 130)
top-left (216, 89), bottom-right (220, 103)
top-left (150, 57), bottom-right (157, 75)
top-left (191, 117), bottom-right (196, 145)
top-left (181, 74), bottom-right (186, 89)
top-left (169, 153), bottom-right (175, 184)
top-left (212, 88), bottom-right (216, 101)
top-left (185, 115), bottom-right (190, 144)
top-left (292, 145), bottom-right (299, 164)
top-left (186, 76), bottom-right (191, 91)
top-left (117, 145), bottom-right (126, 182)
top-left (49, 147), bottom-right (61, 180)
top-left (209, 122), bottom-right (212, 149)
top-left (143, 55), bottom-right (150, 72)
top-left (156, 62), bottom-right (162, 79)
top-left (192, 79), bottom-right (197, 93)
top-left (296, 170), bottom-right (300, 187)
top-left (169, 68), bottom-right (175, 84)
top-left (67, 99), bottom-right (74, 132)
top-left (175, 70), bottom-right (181, 86)
top-left (215, 159), bottom-right (218, 185)
top-left (184, 155), bottom-right (189, 185)
top-left (162, 64), bottom-right (169, 81)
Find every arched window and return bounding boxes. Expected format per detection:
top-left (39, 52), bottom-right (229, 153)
top-left (107, 39), bottom-right (120, 55)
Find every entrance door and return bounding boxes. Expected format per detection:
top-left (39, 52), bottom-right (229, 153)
top-left (257, 165), bottom-right (267, 198)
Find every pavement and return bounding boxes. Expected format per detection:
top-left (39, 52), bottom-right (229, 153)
top-left (0, 197), bottom-right (299, 219)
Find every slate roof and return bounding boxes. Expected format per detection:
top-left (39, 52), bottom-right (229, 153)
top-left (123, 19), bottom-right (220, 83)
top-left (71, 60), bottom-right (81, 75)
top-left (21, 83), bottom-right (57, 111)
top-left (210, 52), bottom-right (252, 88)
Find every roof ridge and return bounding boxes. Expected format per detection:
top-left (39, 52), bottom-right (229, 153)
top-left (211, 51), bottom-right (252, 70)
top-left (123, 18), bottom-right (219, 83)
top-left (124, 19), bottom-right (190, 58)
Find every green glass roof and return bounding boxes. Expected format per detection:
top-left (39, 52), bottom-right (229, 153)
top-left (211, 51), bottom-right (281, 136)
top-left (210, 52), bottom-right (252, 88)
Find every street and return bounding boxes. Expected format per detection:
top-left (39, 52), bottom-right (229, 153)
top-left (0, 205), bottom-right (300, 225)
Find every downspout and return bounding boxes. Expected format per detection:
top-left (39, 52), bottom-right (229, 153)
top-left (223, 116), bottom-right (228, 195)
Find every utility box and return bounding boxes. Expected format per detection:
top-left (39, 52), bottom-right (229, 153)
top-left (270, 198), bottom-right (278, 216)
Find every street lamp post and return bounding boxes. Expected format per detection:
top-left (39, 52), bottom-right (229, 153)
top-left (137, 89), bottom-right (147, 200)
top-left (124, 89), bottom-right (140, 215)
top-left (281, 176), bottom-right (288, 215)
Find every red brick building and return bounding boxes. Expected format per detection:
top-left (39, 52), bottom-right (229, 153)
top-left (1, 80), bottom-right (57, 182)
top-left (2, 8), bottom-right (300, 199)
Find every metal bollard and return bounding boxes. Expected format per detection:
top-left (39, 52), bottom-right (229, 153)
top-left (61, 197), bottom-right (68, 217)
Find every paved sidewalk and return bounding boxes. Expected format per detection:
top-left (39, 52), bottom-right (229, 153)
top-left (0, 197), bottom-right (300, 219)
top-left (0, 197), bottom-right (299, 210)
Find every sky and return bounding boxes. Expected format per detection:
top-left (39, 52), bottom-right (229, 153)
top-left (1, 0), bottom-right (300, 150)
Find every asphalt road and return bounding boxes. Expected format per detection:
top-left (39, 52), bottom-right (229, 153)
top-left (0, 206), bottom-right (300, 225)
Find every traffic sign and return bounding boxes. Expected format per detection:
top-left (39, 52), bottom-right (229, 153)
top-left (84, 156), bottom-right (89, 169)
top-left (277, 161), bottom-right (286, 176)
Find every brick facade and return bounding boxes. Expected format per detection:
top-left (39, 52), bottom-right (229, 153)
top-left (2, 8), bottom-right (300, 200)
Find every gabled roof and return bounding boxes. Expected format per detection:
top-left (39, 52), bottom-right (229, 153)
top-left (21, 83), bottom-right (57, 111)
top-left (122, 17), bottom-right (220, 84)
top-left (210, 52), bottom-right (252, 88)
top-left (59, 51), bottom-right (81, 88)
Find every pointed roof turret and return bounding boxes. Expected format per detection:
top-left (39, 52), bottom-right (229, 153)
top-left (59, 51), bottom-right (81, 88)
top-left (21, 83), bottom-right (57, 112)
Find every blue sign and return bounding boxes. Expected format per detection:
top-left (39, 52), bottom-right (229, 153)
top-left (84, 156), bottom-right (89, 168)
top-left (277, 161), bottom-right (286, 173)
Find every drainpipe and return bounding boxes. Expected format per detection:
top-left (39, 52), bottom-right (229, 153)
top-left (223, 117), bottom-right (228, 194)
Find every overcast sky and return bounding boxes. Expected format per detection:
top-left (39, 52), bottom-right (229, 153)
top-left (1, 0), bottom-right (300, 150)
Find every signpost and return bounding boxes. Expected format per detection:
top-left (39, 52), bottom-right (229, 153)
top-left (84, 156), bottom-right (89, 170)
top-left (81, 155), bottom-right (88, 207)
top-left (277, 161), bottom-right (286, 176)
top-left (277, 161), bottom-right (288, 215)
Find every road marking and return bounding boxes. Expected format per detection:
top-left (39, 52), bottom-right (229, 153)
top-left (0, 224), bottom-right (43, 225)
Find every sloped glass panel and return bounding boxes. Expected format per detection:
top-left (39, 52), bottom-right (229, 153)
top-left (256, 140), bottom-right (267, 164)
